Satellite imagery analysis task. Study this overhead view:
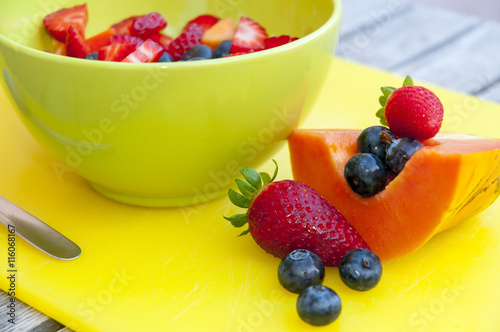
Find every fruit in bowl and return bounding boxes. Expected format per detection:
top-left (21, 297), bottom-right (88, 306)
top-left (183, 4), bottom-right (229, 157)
top-left (0, 0), bottom-right (341, 207)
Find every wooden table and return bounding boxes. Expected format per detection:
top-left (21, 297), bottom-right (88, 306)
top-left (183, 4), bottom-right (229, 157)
top-left (1, 0), bottom-right (499, 331)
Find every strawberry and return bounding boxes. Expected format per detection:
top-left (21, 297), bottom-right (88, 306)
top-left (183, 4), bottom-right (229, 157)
top-left (109, 34), bottom-right (144, 47)
top-left (230, 17), bottom-right (268, 53)
top-left (264, 35), bottom-right (298, 49)
top-left (43, 3), bottom-right (88, 42)
top-left (183, 14), bottom-right (220, 32)
top-left (110, 16), bottom-right (140, 35)
top-left (225, 161), bottom-right (370, 267)
top-left (66, 24), bottom-right (89, 58)
top-left (121, 39), bottom-right (165, 63)
top-left (98, 43), bottom-right (137, 62)
top-left (377, 76), bottom-right (444, 142)
top-left (149, 33), bottom-right (174, 49)
top-left (167, 23), bottom-right (205, 61)
top-left (130, 12), bottom-right (167, 39)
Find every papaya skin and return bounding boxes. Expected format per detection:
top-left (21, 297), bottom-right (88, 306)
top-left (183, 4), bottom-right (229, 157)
top-left (288, 129), bottom-right (500, 261)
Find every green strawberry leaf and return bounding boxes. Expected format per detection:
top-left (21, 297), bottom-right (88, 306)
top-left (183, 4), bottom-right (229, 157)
top-left (235, 179), bottom-right (257, 198)
top-left (224, 213), bottom-right (248, 228)
top-left (381, 86), bottom-right (395, 98)
top-left (376, 108), bottom-right (387, 126)
top-left (270, 159), bottom-right (278, 182)
top-left (228, 188), bottom-right (250, 208)
top-left (379, 96), bottom-right (387, 107)
top-left (260, 172), bottom-right (272, 186)
top-left (403, 75), bottom-right (414, 86)
top-left (240, 167), bottom-right (262, 190)
top-left (238, 229), bottom-right (250, 237)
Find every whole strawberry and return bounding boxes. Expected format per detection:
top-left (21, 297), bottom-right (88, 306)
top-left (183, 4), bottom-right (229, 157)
top-left (224, 161), bottom-right (370, 266)
top-left (377, 76), bottom-right (444, 142)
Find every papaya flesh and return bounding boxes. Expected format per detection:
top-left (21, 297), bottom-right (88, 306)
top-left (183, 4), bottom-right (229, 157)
top-left (288, 129), bottom-right (500, 261)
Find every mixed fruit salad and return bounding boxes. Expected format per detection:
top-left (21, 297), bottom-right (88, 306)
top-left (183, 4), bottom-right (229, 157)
top-left (42, 3), bottom-right (298, 62)
top-left (226, 77), bottom-right (500, 326)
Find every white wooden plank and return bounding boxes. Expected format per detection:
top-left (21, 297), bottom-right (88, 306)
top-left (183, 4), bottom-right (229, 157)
top-left (336, 4), bottom-right (480, 68)
top-left (477, 80), bottom-right (500, 103)
top-left (391, 20), bottom-right (500, 100)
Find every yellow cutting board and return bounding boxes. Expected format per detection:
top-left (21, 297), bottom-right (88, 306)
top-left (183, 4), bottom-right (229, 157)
top-left (2, 57), bottom-right (500, 332)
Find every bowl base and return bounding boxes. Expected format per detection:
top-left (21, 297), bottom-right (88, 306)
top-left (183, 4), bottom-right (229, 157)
top-left (89, 182), bottom-right (227, 207)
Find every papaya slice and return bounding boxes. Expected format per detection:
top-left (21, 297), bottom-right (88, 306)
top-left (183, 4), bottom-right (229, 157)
top-left (201, 17), bottom-right (236, 50)
top-left (288, 129), bottom-right (500, 261)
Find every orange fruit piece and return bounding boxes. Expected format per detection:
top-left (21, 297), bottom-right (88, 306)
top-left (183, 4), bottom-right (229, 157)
top-left (288, 129), bottom-right (500, 261)
top-left (201, 17), bottom-right (236, 50)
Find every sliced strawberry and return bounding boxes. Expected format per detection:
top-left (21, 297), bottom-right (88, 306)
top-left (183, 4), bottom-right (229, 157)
top-left (264, 35), bottom-right (298, 49)
top-left (98, 43), bottom-right (137, 62)
top-left (52, 40), bottom-right (67, 56)
top-left (122, 39), bottom-right (165, 63)
top-left (109, 34), bottom-right (144, 47)
top-left (110, 16), bottom-right (140, 35)
top-left (149, 33), bottom-right (174, 49)
top-left (183, 14), bottom-right (219, 32)
top-left (66, 24), bottom-right (89, 58)
top-left (167, 23), bottom-right (205, 61)
top-left (43, 4), bottom-right (88, 42)
top-left (86, 29), bottom-right (115, 53)
top-left (230, 17), bottom-right (268, 53)
top-left (130, 12), bottom-right (167, 39)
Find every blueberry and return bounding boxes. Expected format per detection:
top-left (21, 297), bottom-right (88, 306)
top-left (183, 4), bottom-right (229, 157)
top-left (357, 126), bottom-right (396, 161)
top-left (296, 285), bottom-right (342, 326)
top-left (158, 52), bottom-right (173, 62)
top-left (212, 40), bottom-right (233, 58)
top-left (182, 45), bottom-right (212, 60)
top-left (344, 153), bottom-right (387, 197)
top-left (84, 52), bottom-right (98, 60)
top-left (278, 249), bottom-right (325, 294)
top-left (380, 132), bottom-right (423, 177)
top-left (339, 248), bottom-right (382, 291)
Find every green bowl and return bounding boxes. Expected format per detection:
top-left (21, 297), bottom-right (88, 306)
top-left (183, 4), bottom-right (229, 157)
top-left (0, 0), bottom-right (341, 207)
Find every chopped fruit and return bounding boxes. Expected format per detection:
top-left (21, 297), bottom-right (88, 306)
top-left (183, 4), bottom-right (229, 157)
top-left (379, 132), bottom-right (423, 177)
top-left (98, 43), bottom-right (136, 62)
top-left (357, 126), bottom-right (395, 161)
top-left (52, 40), bottom-right (67, 56)
top-left (377, 76), bottom-right (444, 141)
top-left (149, 33), bottom-right (173, 49)
top-left (201, 17), bottom-right (236, 50)
top-left (264, 35), bottom-right (298, 49)
top-left (344, 153), bottom-right (387, 198)
top-left (224, 51), bottom-right (249, 57)
top-left (110, 16), bottom-right (140, 35)
top-left (183, 14), bottom-right (220, 31)
top-left (181, 44), bottom-right (212, 60)
top-left (212, 40), bottom-right (232, 58)
top-left (230, 16), bottom-right (268, 53)
top-left (167, 23), bottom-right (205, 61)
top-left (84, 52), bottom-right (98, 60)
top-left (157, 52), bottom-right (173, 62)
top-left (296, 285), bottom-right (342, 326)
top-left (289, 129), bottom-right (500, 261)
top-left (339, 249), bottom-right (382, 291)
top-left (86, 29), bottom-right (114, 53)
top-left (109, 34), bottom-right (143, 47)
top-left (224, 161), bottom-right (370, 266)
top-left (278, 249), bottom-right (325, 294)
top-left (122, 39), bottom-right (165, 63)
top-left (43, 4), bottom-right (88, 42)
top-left (66, 24), bottom-right (89, 58)
top-left (130, 12), bottom-right (167, 39)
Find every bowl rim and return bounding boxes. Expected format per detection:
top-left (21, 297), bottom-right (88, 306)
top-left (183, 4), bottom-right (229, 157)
top-left (0, 0), bottom-right (342, 68)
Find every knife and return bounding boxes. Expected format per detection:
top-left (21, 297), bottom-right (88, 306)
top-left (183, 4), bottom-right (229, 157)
top-left (0, 196), bottom-right (81, 260)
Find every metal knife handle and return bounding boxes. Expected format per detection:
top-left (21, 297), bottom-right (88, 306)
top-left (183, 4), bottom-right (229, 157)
top-left (0, 196), bottom-right (81, 260)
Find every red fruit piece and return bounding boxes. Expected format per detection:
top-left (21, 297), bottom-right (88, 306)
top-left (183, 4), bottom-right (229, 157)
top-left (378, 76), bottom-right (444, 141)
top-left (109, 34), bottom-right (144, 47)
top-left (122, 39), bottom-right (165, 63)
top-left (66, 24), bottom-right (89, 58)
top-left (130, 12), bottom-right (167, 39)
top-left (98, 43), bottom-right (137, 62)
top-left (110, 16), bottom-right (140, 35)
top-left (86, 29), bottom-right (115, 53)
top-left (264, 35), bottom-right (298, 49)
top-left (149, 33), bottom-right (173, 49)
top-left (183, 14), bottom-right (220, 31)
top-left (225, 161), bottom-right (370, 267)
top-left (43, 3), bottom-right (88, 42)
top-left (167, 23), bottom-right (205, 61)
top-left (230, 16), bottom-right (268, 53)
